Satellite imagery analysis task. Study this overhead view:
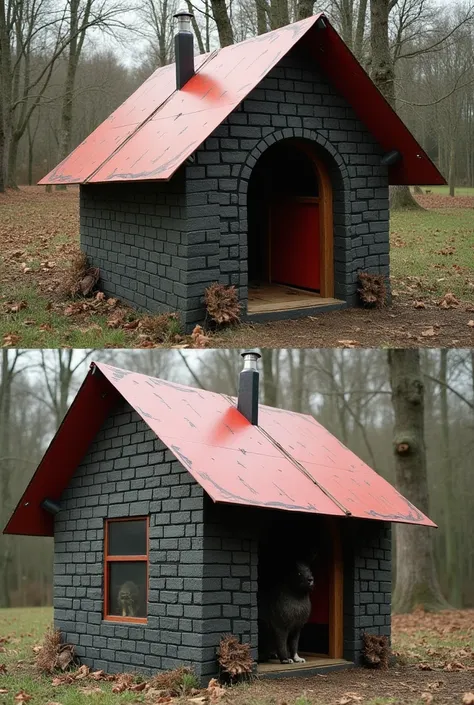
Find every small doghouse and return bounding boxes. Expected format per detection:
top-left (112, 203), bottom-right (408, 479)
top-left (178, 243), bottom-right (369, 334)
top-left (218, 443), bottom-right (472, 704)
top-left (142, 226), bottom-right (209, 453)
top-left (39, 15), bottom-right (445, 331)
top-left (4, 354), bottom-right (435, 681)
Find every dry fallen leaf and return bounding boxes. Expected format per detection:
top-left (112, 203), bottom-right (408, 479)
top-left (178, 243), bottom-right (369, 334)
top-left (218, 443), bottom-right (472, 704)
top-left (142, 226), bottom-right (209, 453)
top-left (3, 333), bottom-right (21, 347)
top-left (421, 326), bottom-right (438, 337)
top-left (207, 678), bottom-right (226, 703)
top-left (5, 301), bottom-right (27, 313)
top-left (192, 324), bottom-right (211, 348)
top-left (467, 320), bottom-right (474, 327)
top-left (14, 691), bottom-right (33, 702)
top-left (445, 661), bottom-right (465, 671)
top-left (462, 694), bottom-right (474, 705)
top-left (0, 689), bottom-right (9, 695)
top-left (338, 694), bottom-right (363, 705)
top-left (438, 292), bottom-right (459, 309)
top-left (427, 681), bottom-right (445, 691)
top-left (90, 670), bottom-right (107, 681)
top-left (75, 664), bottom-right (90, 679)
top-left (337, 339), bottom-right (361, 348)
top-left (413, 300), bottom-right (427, 309)
top-left (421, 693), bottom-right (434, 704)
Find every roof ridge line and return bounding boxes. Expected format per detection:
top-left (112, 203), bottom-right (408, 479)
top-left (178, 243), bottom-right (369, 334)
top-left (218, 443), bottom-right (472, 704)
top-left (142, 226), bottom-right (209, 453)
top-left (222, 395), bottom-right (351, 516)
top-left (83, 49), bottom-right (220, 184)
top-left (258, 426), bottom-right (352, 516)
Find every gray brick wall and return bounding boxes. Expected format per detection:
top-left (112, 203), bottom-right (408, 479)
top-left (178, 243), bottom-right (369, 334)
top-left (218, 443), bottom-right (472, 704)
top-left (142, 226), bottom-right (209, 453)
top-left (80, 176), bottom-right (189, 316)
top-left (342, 520), bottom-right (392, 664)
top-left (53, 400), bottom-right (209, 678)
top-left (53, 401), bottom-right (391, 680)
top-left (185, 47), bottom-right (389, 323)
top-left (80, 44), bottom-right (389, 331)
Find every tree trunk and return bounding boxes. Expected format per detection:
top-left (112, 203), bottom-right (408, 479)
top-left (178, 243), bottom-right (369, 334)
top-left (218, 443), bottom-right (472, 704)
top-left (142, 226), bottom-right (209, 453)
top-left (354, 0), bottom-right (368, 60)
top-left (370, 0), bottom-right (421, 212)
top-left (439, 350), bottom-right (460, 606)
top-left (369, 0), bottom-right (394, 105)
top-left (27, 123), bottom-right (35, 186)
top-left (210, 0), bottom-right (234, 46)
top-left (0, 0), bottom-right (10, 193)
top-left (296, 0), bottom-right (314, 21)
top-left (270, 0), bottom-right (289, 29)
top-left (261, 349), bottom-right (278, 407)
top-left (390, 185), bottom-right (423, 210)
top-left (388, 349), bottom-right (448, 613)
top-left (448, 137), bottom-right (456, 197)
top-left (256, 0), bottom-right (267, 34)
top-left (0, 119), bottom-right (5, 193)
top-left (0, 350), bottom-right (14, 607)
top-left (185, 0), bottom-right (205, 53)
top-left (56, 0), bottom-right (80, 192)
top-left (7, 132), bottom-right (20, 189)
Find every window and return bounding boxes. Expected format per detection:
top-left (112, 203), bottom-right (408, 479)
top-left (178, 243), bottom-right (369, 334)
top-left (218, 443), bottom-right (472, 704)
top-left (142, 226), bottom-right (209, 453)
top-left (104, 517), bottom-right (148, 623)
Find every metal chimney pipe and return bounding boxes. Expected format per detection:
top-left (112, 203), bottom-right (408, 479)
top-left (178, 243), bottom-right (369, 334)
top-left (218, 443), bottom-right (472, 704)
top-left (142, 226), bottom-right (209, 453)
top-left (237, 350), bottom-right (261, 425)
top-left (173, 10), bottom-right (195, 90)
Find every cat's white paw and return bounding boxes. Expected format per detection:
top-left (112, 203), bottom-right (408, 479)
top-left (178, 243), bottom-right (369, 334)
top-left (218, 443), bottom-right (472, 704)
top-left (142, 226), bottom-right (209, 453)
top-left (292, 654), bottom-right (306, 663)
top-left (281, 658), bottom-right (294, 664)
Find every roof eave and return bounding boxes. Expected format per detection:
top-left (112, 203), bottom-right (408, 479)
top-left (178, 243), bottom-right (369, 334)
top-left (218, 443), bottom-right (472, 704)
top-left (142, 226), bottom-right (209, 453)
top-left (2, 364), bottom-right (120, 537)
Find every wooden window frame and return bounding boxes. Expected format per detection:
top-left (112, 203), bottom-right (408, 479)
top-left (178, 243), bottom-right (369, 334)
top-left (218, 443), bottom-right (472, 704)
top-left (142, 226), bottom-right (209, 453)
top-left (103, 516), bottom-right (149, 624)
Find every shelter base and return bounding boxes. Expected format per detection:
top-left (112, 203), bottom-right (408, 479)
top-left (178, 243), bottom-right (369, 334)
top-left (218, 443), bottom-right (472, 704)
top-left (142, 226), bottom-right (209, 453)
top-left (246, 284), bottom-right (346, 322)
top-left (257, 654), bottom-right (354, 678)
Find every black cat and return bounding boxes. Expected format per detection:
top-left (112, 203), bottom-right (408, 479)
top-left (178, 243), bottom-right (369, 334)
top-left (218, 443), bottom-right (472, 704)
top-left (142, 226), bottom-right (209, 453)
top-left (258, 560), bottom-right (314, 664)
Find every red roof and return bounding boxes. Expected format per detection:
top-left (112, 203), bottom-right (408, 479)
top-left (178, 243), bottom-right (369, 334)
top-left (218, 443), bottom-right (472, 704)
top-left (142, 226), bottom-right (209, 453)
top-left (4, 362), bottom-right (436, 537)
top-left (38, 16), bottom-right (444, 187)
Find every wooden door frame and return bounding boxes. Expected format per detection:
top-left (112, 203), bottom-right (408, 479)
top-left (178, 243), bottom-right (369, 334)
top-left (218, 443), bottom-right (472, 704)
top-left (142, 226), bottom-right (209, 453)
top-left (328, 517), bottom-right (344, 659)
top-left (294, 140), bottom-right (334, 298)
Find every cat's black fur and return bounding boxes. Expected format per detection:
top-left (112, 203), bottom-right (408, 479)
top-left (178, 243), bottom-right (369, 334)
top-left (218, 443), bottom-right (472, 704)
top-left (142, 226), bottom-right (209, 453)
top-left (258, 560), bottom-right (314, 664)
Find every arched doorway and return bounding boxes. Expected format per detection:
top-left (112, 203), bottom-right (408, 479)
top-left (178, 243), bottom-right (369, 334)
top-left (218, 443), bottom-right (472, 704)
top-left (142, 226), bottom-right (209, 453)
top-left (247, 139), bottom-right (334, 313)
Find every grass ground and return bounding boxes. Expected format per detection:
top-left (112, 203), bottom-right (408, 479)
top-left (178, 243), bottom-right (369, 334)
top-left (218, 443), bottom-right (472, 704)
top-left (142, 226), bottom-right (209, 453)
top-left (1, 187), bottom-right (474, 348)
top-left (0, 607), bottom-right (473, 705)
top-left (421, 186), bottom-right (474, 196)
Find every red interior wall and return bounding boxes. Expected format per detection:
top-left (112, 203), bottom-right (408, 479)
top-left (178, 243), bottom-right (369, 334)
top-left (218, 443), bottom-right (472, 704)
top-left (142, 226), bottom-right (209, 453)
top-left (308, 554), bottom-right (330, 624)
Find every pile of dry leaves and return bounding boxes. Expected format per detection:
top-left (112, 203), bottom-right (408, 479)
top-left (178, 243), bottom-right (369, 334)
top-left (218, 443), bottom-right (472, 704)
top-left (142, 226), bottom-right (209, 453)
top-left (35, 627), bottom-right (76, 673)
top-left (46, 664), bottom-right (226, 703)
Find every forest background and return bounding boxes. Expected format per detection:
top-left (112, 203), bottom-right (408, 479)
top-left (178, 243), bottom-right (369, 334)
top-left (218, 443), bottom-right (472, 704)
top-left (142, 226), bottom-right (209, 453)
top-left (1, 0), bottom-right (474, 195)
top-left (0, 348), bottom-right (473, 613)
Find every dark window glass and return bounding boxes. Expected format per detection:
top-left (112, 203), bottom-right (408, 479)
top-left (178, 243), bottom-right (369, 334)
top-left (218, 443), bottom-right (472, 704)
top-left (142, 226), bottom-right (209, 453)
top-left (108, 562), bottom-right (147, 618)
top-left (108, 519), bottom-right (147, 556)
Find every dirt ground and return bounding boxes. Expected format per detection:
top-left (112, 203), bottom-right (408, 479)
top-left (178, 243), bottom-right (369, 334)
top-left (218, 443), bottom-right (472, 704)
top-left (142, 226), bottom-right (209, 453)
top-left (1, 187), bottom-right (474, 348)
top-left (233, 666), bottom-right (474, 705)
top-left (0, 608), bottom-right (473, 705)
top-left (214, 302), bottom-right (474, 348)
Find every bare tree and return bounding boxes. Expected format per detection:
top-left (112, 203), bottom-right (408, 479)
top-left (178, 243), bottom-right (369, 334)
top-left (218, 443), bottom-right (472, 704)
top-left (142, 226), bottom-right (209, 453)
top-left (388, 349), bottom-right (447, 612)
top-left (56, 0), bottom-right (128, 189)
top-left (210, 0), bottom-right (234, 44)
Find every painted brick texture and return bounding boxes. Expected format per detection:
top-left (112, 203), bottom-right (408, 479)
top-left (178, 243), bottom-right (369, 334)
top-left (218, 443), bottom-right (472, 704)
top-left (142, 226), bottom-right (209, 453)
top-left (342, 520), bottom-right (392, 664)
top-left (53, 401), bottom-right (391, 680)
top-left (189, 48), bottom-right (389, 317)
top-left (80, 176), bottom-right (189, 316)
top-left (53, 400), bottom-right (209, 678)
top-left (80, 45), bottom-right (389, 330)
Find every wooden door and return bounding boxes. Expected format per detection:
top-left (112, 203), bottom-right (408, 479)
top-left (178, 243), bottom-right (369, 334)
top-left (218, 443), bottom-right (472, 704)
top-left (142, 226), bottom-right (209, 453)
top-left (270, 196), bottom-right (320, 291)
